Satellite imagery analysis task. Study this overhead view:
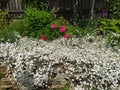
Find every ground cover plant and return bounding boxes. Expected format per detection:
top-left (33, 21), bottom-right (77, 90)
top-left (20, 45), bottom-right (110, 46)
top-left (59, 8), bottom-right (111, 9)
top-left (0, 34), bottom-right (120, 90)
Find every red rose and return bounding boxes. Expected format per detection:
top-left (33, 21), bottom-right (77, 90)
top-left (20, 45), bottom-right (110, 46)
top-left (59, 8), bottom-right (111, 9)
top-left (63, 34), bottom-right (69, 40)
top-left (59, 26), bottom-right (66, 32)
top-left (51, 24), bottom-right (57, 29)
top-left (40, 36), bottom-right (46, 41)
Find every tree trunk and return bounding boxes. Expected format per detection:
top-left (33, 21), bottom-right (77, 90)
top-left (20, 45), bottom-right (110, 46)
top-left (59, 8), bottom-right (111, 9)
top-left (91, 0), bottom-right (95, 19)
top-left (73, 0), bottom-right (78, 24)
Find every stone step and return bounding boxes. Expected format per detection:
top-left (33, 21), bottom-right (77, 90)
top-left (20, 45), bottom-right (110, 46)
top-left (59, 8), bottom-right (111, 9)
top-left (13, 86), bottom-right (20, 90)
top-left (1, 78), bottom-right (11, 82)
top-left (50, 84), bottom-right (64, 89)
top-left (0, 85), bottom-right (13, 89)
top-left (0, 83), bottom-right (12, 86)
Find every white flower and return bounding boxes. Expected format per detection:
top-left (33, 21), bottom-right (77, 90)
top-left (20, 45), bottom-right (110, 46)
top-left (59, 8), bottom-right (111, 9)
top-left (0, 35), bottom-right (120, 89)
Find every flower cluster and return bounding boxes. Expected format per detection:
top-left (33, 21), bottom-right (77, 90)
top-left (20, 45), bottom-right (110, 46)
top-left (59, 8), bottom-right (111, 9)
top-left (0, 35), bottom-right (120, 90)
top-left (40, 24), bottom-right (69, 41)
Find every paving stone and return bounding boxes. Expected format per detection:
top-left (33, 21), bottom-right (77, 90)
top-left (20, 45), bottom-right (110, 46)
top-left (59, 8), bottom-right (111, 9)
top-left (50, 73), bottom-right (68, 89)
top-left (1, 78), bottom-right (11, 82)
top-left (0, 85), bottom-right (13, 89)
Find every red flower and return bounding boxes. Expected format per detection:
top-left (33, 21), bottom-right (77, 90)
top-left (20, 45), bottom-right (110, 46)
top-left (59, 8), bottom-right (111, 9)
top-left (51, 24), bottom-right (57, 29)
top-left (59, 25), bottom-right (66, 32)
top-left (40, 36), bottom-right (46, 41)
top-left (63, 34), bottom-right (69, 40)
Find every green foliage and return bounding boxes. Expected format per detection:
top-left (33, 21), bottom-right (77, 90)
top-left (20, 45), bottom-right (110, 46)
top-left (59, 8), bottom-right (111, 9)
top-left (0, 10), bottom-right (8, 30)
top-left (19, 0), bottom-right (38, 7)
top-left (24, 7), bottom-right (52, 29)
top-left (23, 7), bottom-right (53, 38)
top-left (107, 33), bottom-right (120, 48)
top-left (19, 0), bottom-right (47, 9)
top-left (7, 15), bottom-right (68, 41)
top-left (39, 2), bottom-right (47, 10)
top-left (78, 19), bottom-right (89, 28)
top-left (48, 17), bottom-right (66, 27)
top-left (5, 9), bottom-right (69, 41)
top-left (6, 19), bottom-right (27, 37)
top-left (0, 27), bottom-right (17, 43)
top-left (62, 84), bottom-right (69, 90)
top-left (99, 19), bottom-right (120, 34)
top-left (36, 27), bottom-right (62, 41)
top-left (98, 18), bottom-right (120, 47)
top-left (35, 17), bottom-right (66, 41)
top-left (0, 10), bottom-right (16, 43)
top-left (76, 19), bottom-right (98, 37)
top-left (66, 25), bottom-right (80, 37)
top-left (0, 10), bottom-right (8, 21)
top-left (108, 0), bottom-right (120, 19)
top-left (78, 19), bottom-right (97, 29)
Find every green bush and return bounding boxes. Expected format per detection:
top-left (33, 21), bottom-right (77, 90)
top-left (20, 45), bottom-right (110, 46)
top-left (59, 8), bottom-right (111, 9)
top-left (7, 17), bottom-right (68, 41)
top-left (76, 19), bottom-right (98, 37)
top-left (0, 10), bottom-right (8, 21)
top-left (23, 7), bottom-right (53, 38)
top-left (65, 25), bottom-right (81, 37)
top-left (0, 10), bottom-right (8, 31)
top-left (0, 27), bottom-right (18, 43)
top-left (98, 19), bottom-right (120, 34)
top-left (37, 24), bottom-right (68, 41)
top-left (78, 19), bottom-right (97, 29)
top-left (36, 27), bottom-right (61, 41)
top-left (7, 19), bottom-right (28, 37)
top-left (5, 13), bottom-right (70, 41)
top-left (8, 7), bottom-right (53, 39)
top-left (0, 10), bottom-right (17, 43)
top-left (108, 0), bottom-right (120, 19)
top-left (19, 0), bottom-right (46, 9)
top-left (30, 16), bottom-right (67, 41)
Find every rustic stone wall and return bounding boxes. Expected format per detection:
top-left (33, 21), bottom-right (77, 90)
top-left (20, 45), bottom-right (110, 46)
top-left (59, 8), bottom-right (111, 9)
top-left (0, 61), bottom-right (74, 90)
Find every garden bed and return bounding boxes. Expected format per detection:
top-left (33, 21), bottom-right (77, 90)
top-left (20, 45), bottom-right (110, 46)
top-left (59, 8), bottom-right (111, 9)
top-left (0, 35), bottom-right (120, 90)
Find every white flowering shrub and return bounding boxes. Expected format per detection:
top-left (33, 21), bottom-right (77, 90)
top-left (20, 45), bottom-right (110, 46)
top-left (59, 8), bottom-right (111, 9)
top-left (0, 35), bottom-right (120, 90)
